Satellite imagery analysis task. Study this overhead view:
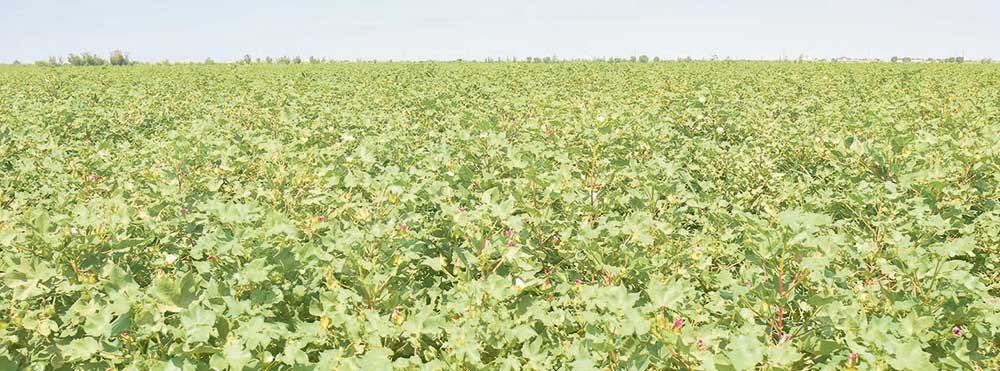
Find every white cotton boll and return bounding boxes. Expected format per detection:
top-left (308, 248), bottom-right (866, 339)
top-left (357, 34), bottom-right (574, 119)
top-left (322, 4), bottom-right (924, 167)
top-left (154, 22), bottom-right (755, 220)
top-left (698, 96), bottom-right (707, 104)
top-left (164, 254), bottom-right (179, 264)
top-left (716, 127), bottom-right (724, 134)
top-left (596, 115), bottom-right (606, 123)
top-left (514, 278), bottom-right (526, 290)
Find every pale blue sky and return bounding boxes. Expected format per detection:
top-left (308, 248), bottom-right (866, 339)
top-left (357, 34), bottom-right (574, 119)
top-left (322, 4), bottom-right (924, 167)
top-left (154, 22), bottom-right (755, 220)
top-left (2, 0), bottom-right (998, 62)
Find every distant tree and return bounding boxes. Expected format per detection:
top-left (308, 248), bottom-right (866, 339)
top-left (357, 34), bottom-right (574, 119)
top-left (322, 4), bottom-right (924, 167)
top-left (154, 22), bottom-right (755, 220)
top-left (12, 60), bottom-right (21, 65)
top-left (292, 56), bottom-right (302, 64)
top-left (109, 50), bottom-right (130, 66)
top-left (265, 56), bottom-right (273, 64)
top-left (277, 56), bottom-right (290, 64)
top-left (653, 56), bottom-right (661, 62)
top-left (242, 54), bottom-right (252, 64)
top-left (204, 57), bottom-right (215, 65)
top-left (890, 56), bottom-right (899, 63)
top-left (981, 58), bottom-right (994, 64)
top-left (638, 54), bottom-right (649, 63)
top-left (903, 57), bottom-right (912, 62)
top-left (309, 56), bottom-right (319, 64)
top-left (36, 56), bottom-right (63, 66)
top-left (67, 53), bottom-right (107, 66)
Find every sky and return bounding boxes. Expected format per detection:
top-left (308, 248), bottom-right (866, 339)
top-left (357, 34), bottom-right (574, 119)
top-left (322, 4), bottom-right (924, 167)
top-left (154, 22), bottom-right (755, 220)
top-left (2, 0), bottom-right (998, 63)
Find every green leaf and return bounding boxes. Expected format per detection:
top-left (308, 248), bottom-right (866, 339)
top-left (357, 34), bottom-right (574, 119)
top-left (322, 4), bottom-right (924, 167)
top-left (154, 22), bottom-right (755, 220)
top-left (777, 210), bottom-right (831, 230)
top-left (60, 337), bottom-right (101, 362)
top-left (934, 237), bottom-right (975, 258)
top-left (179, 306), bottom-right (217, 343)
top-left (646, 277), bottom-right (691, 310)
top-left (150, 272), bottom-right (200, 312)
top-left (887, 340), bottom-right (934, 371)
top-left (726, 335), bottom-right (764, 371)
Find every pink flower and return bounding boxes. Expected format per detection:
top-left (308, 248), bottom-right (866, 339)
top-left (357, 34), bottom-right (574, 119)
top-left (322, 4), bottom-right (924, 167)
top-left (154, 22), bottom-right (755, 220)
top-left (673, 318), bottom-right (684, 329)
top-left (89, 174), bottom-right (99, 182)
top-left (507, 240), bottom-right (516, 247)
top-left (400, 224), bottom-right (408, 232)
top-left (180, 207), bottom-right (189, 215)
top-left (459, 207), bottom-right (467, 212)
top-left (953, 326), bottom-right (963, 337)
top-left (697, 339), bottom-right (706, 351)
top-left (575, 279), bottom-right (583, 285)
top-left (207, 255), bottom-right (216, 262)
top-left (779, 334), bottom-right (792, 344)
top-left (316, 215), bottom-right (325, 223)
top-left (848, 352), bottom-right (857, 366)
top-left (504, 229), bottom-right (514, 237)
top-left (120, 330), bottom-right (129, 338)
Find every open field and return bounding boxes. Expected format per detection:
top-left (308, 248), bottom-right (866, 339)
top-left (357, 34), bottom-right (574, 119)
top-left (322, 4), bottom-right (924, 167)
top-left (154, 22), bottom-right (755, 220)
top-left (1, 62), bottom-right (999, 370)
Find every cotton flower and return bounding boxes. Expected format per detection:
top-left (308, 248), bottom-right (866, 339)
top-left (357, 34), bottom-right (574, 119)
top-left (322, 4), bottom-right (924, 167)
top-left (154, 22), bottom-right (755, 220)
top-left (953, 326), bottom-right (963, 337)
top-left (342, 134), bottom-right (355, 142)
top-left (673, 318), bottom-right (684, 329)
top-left (164, 254), bottom-right (179, 264)
top-left (698, 96), bottom-right (707, 104)
top-left (514, 278), bottom-right (527, 290)
top-left (848, 352), bottom-right (857, 366)
top-left (596, 115), bottom-right (606, 123)
top-left (716, 127), bottom-right (724, 134)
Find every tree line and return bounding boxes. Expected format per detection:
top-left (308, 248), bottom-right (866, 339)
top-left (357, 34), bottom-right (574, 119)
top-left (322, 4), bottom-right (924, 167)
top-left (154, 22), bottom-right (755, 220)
top-left (32, 50), bottom-right (134, 66)
top-left (11, 52), bottom-right (995, 66)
